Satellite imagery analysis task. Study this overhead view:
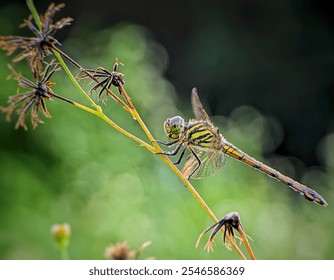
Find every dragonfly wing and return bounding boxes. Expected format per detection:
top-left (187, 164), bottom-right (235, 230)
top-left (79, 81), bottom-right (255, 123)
top-left (191, 88), bottom-right (212, 123)
top-left (182, 149), bottom-right (226, 179)
top-left (183, 89), bottom-right (226, 179)
top-left (181, 153), bottom-right (200, 179)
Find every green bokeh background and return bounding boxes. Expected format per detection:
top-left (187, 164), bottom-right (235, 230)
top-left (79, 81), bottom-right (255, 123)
top-left (0, 2), bottom-right (333, 260)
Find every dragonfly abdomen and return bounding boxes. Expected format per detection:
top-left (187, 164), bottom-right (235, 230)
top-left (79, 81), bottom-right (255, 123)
top-left (222, 142), bottom-right (327, 206)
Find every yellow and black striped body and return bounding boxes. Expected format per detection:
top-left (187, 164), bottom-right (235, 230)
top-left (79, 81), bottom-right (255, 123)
top-left (170, 119), bottom-right (327, 206)
top-left (185, 120), bottom-right (222, 150)
top-left (222, 141), bottom-right (327, 206)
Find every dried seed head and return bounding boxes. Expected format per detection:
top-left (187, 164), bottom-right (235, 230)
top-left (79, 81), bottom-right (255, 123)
top-left (81, 59), bottom-right (126, 101)
top-left (0, 3), bottom-right (72, 78)
top-left (196, 211), bottom-right (243, 253)
top-left (0, 61), bottom-right (61, 130)
top-left (104, 242), bottom-right (135, 260)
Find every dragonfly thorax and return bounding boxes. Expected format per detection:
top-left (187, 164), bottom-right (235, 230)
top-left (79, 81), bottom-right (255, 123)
top-left (164, 116), bottom-right (186, 140)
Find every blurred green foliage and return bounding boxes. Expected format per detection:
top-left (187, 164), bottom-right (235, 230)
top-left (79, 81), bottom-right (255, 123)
top-left (0, 3), bottom-right (333, 260)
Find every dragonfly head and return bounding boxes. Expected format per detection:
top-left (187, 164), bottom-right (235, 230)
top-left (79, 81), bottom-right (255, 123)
top-left (164, 116), bottom-right (185, 140)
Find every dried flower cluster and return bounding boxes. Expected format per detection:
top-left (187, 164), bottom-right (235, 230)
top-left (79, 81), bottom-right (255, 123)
top-left (82, 59), bottom-right (125, 101)
top-left (0, 3), bottom-right (72, 78)
top-left (0, 3), bottom-right (73, 129)
top-left (0, 2), bottom-right (126, 130)
top-left (196, 211), bottom-right (243, 253)
top-left (104, 241), bottom-right (152, 260)
top-left (1, 62), bottom-right (62, 130)
top-left (105, 242), bottom-right (135, 260)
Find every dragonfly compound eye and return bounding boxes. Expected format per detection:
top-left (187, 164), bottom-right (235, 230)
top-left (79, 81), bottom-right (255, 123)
top-left (164, 116), bottom-right (185, 140)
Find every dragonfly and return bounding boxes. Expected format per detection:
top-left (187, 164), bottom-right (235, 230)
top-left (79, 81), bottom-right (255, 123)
top-left (156, 88), bottom-right (327, 206)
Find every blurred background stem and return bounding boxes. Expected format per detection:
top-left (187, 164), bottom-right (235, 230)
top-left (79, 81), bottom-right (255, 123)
top-left (59, 245), bottom-right (69, 260)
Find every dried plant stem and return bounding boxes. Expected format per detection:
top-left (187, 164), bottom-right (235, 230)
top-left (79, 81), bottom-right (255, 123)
top-left (237, 226), bottom-right (256, 260)
top-left (52, 45), bottom-right (131, 113)
top-left (98, 113), bottom-right (154, 152)
top-left (52, 50), bottom-right (154, 152)
top-left (159, 154), bottom-right (247, 259)
top-left (118, 85), bottom-right (156, 142)
top-left (26, 0), bottom-right (252, 260)
top-left (52, 86), bottom-right (154, 152)
top-left (53, 50), bottom-right (99, 110)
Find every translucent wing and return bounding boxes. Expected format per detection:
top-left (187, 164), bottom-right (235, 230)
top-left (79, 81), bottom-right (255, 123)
top-left (181, 148), bottom-right (226, 179)
top-left (191, 87), bottom-right (212, 123)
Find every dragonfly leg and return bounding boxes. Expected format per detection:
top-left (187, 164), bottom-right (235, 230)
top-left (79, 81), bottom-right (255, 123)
top-left (156, 142), bottom-right (183, 157)
top-left (152, 139), bottom-right (179, 147)
top-left (173, 145), bottom-right (188, 165)
top-left (187, 147), bottom-right (202, 179)
top-left (155, 140), bottom-right (189, 166)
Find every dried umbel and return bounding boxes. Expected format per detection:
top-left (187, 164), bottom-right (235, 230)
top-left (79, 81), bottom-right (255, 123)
top-left (0, 61), bottom-right (62, 130)
top-left (196, 211), bottom-right (244, 252)
top-left (104, 241), bottom-right (152, 260)
top-left (104, 242), bottom-right (135, 260)
top-left (0, 3), bottom-right (72, 78)
top-left (82, 59), bottom-right (125, 101)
